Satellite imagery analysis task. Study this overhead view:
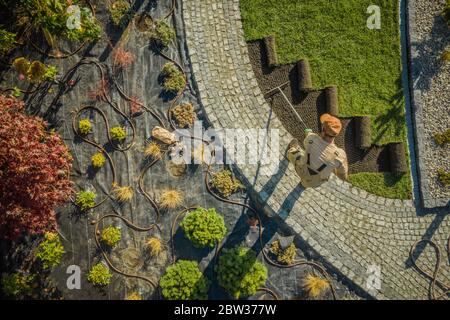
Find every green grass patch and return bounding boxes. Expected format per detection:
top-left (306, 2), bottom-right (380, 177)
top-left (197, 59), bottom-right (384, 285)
top-left (241, 0), bottom-right (412, 199)
top-left (349, 173), bottom-right (412, 199)
top-left (241, 0), bottom-right (406, 146)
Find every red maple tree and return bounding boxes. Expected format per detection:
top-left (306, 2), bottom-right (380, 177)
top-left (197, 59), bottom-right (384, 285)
top-left (0, 95), bottom-right (74, 240)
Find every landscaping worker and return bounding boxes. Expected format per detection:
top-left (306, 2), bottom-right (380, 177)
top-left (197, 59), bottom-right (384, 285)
top-left (287, 113), bottom-right (348, 188)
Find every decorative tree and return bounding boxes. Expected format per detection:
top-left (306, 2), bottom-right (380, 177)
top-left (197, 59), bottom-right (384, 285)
top-left (0, 95), bottom-right (73, 239)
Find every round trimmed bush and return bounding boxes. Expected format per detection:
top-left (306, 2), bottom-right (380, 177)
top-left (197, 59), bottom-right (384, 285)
top-left (180, 207), bottom-right (226, 248)
top-left (110, 126), bottom-right (126, 141)
top-left (78, 119), bottom-right (92, 135)
top-left (159, 260), bottom-right (210, 300)
top-left (75, 190), bottom-right (96, 211)
top-left (101, 226), bottom-right (121, 247)
top-left (216, 246), bottom-right (268, 299)
top-left (87, 263), bottom-right (112, 286)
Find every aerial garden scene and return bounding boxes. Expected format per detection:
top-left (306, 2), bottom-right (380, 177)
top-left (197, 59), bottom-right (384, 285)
top-left (0, 0), bottom-right (449, 309)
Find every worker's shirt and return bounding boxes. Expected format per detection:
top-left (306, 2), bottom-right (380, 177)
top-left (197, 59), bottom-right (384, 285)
top-left (294, 133), bottom-right (348, 188)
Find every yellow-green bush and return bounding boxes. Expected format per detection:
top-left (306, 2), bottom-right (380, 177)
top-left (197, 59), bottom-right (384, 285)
top-left (101, 226), bottom-right (121, 247)
top-left (36, 232), bottom-right (65, 269)
top-left (78, 119), bottom-right (92, 135)
top-left (87, 263), bottom-right (112, 286)
top-left (110, 126), bottom-right (127, 141)
top-left (91, 152), bottom-right (106, 168)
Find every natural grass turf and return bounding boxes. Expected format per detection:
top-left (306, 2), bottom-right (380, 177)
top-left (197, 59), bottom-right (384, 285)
top-left (241, 0), bottom-right (411, 199)
top-left (348, 173), bottom-right (412, 199)
top-left (240, 0), bottom-right (406, 146)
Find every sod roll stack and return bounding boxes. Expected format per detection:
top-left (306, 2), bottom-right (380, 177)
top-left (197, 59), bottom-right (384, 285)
top-left (354, 116), bottom-right (372, 149)
top-left (324, 86), bottom-right (339, 116)
top-left (297, 59), bottom-right (313, 92)
top-left (263, 35), bottom-right (278, 68)
top-left (389, 142), bottom-right (407, 173)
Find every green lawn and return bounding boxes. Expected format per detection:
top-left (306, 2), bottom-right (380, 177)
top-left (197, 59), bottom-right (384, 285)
top-left (241, 0), bottom-right (411, 199)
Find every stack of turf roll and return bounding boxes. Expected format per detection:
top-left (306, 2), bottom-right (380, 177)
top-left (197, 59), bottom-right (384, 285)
top-left (354, 116), bottom-right (372, 149)
top-left (263, 35), bottom-right (278, 68)
top-left (324, 85), bottom-right (339, 116)
top-left (297, 59), bottom-right (313, 92)
top-left (388, 142), bottom-right (407, 173)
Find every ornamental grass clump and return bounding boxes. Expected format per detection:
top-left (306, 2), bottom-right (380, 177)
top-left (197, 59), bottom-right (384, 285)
top-left (270, 240), bottom-right (296, 265)
top-left (216, 246), bottom-right (268, 299)
top-left (171, 102), bottom-right (196, 128)
top-left (160, 62), bottom-right (186, 94)
top-left (36, 232), bottom-right (65, 269)
top-left (160, 189), bottom-right (183, 210)
top-left (303, 274), bottom-right (330, 299)
top-left (101, 226), bottom-right (121, 247)
top-left (87, 263), bottom-right (112, 286)
top-left (125, 292), bottom-right (142, 300)
top-left (180, 207), bottom-right (226, 248)
top-left (113, 184), bottom-right (134, 202)
top-left (91, 152), bottom-right (106, 168)
top-left (75, 190), bottom-right (96, 211)
top-left (144, 141), bottom-right (162, 159)
top-left (159, 260), bottom-right (210, 300)
top-left (151, 20), bottom-right (176, 47)
top-left (78, 119), bottom-right (92, 135)
top-left (110, 126), bottom-right (127, 141)
top-left (147, 236), bottom-right (162, 257)
top-left (211, 170), bottom-right (243, 198)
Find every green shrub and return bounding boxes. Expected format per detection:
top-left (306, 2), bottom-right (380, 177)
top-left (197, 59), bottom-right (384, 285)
top-left (211, 170), bottom-right (243, 198)
top-left (110, 126), bottom-right (127, 141)
top-left (159, 260), bottom-right (210, 300)
top-left (75, 190), bottom-right (96, 211)
top-left (216, 246), bottom-right (268, 299)
top-left (19, 0), bottom-right (101, 43)
top-left (101, 226), bottom-right (121, 247)
top-left (160, 62), bottom-right (186, 93)
top-left (109, 0), bottom-right (132, 27)
top-left (87, 263), bottom-right (112, 286)
top-left (78, 118), bottom-right (92, 135)
top-left (171, 102), bottom-right (196, 128)
top-left (43, 65), bottom-right (58, 82)
top-left (0, 28), bottom-right (16, 55)
top-left (36, 232), bottom-right (65, 269)
top-left (434, 129), bottom-right (450, 146)
top-left (12, 57), bottom-right (57, 83)
top-left (1, 272), bottom-right (35, 298)
top-left (443, 0), bottom-right (450, 25)
top-left (91, 152), bottom-right (106, 168)
top-left (270, 240), bottom-right (296, 265)
top-left (180, 207), bottom-right (227, 248)
top-left (151, 20), bottom-right (175, 47)
top-left (438, 169), bottom-right (450, 187)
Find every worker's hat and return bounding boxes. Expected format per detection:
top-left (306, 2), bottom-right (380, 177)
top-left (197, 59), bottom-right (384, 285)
top-left (320, 113), bottom-right (342, 137)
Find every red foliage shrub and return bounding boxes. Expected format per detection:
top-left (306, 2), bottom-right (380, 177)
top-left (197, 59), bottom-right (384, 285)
top-left (0, 95), bottom-right (74, 240)
top-left (87, 77), bottom-right (108, 101)
top-left (113, 47), bottom-right (135, 69)
top-left (129, 96), bottom-right (142, 115)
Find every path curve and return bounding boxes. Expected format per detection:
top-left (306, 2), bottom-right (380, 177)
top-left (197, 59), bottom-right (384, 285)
top-left (180, 0), bottom-right (449, 299)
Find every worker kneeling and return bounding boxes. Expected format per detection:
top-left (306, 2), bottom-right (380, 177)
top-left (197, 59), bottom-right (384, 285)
top-left (287, 113), bottom-right (348, 188)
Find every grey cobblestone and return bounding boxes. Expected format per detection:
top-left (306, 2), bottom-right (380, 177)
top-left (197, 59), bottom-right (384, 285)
top-left (181, 0), bottom-right (450, 299)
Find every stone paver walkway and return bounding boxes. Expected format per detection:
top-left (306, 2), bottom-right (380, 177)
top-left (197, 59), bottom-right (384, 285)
top-left (181, 0), bottom-right (450, 299)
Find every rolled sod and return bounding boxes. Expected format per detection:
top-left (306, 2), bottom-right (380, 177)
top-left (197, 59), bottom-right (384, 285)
top-left (355, 116), bottom-right (372, 149)
top-left (389, 142), bottom-right (407, 173)
top-left (297, 59), bottom-right (313, 92)
top-left (263, 35), bottom-right (278, 68)
top-left (324, 85), bottom-right (339, 116)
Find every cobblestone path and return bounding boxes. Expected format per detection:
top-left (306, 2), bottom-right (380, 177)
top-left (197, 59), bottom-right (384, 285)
top-left (181, 0), bottom-right (450, 299)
